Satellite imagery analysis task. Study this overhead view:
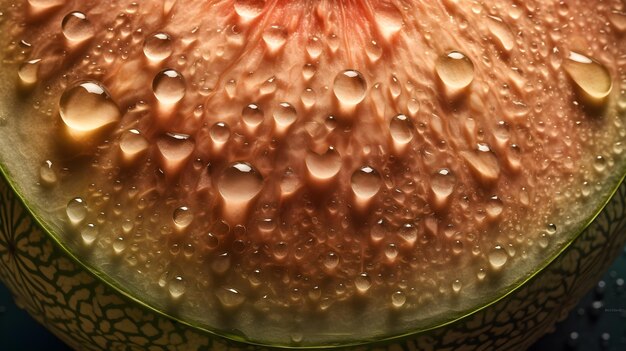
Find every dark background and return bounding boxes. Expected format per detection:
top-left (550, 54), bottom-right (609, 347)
top-left (1, 245), bottom-right (625, 350)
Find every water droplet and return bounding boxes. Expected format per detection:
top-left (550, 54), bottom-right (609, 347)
top-left (234, 0), bottom-right (265, 19)
top-left (28, 0), bottom-right (63, 9)
top-left (538, 233), bottom-right (549, 249)
top-left (391, 291), bottom-right (406, 307)
top-left (564, 51), bottom-right (612, 100)
top-left (210, 122), bottom-right (230, 143)
top-left (218, 162), bottom-right (264, 202)
top-left (301, 87), bottom-right (316, 107)
top-left (62, 12), bottom-right (94, 42)
top-left (81, 223), bottom-right (97, 245)
top-left (18, 59), bottom-right (41, 85)
top-left (390, 114), bottom-right (414, 144)
top-left (143, 32), bottom-right (173, 62)
top-left (119, 129), bottom-right (148, 159)
top-left (477, 268), bottom-right (486, 280)
top-left (302, 63), bottom-right (316, 80)
top-left (273, 242), bottom-right (288, 259)
top-left (173, 206), bottom-right (193, 229)
top-left (486, 195), bottom-right (504, 218)
top-left (59, 81), bottom-right (120, 133)
top-left (305, 147), bottom-right (342, 180)
top-left (262, 25), bottom-right (287, 51)
top-left (216, 287), bottom-right (245, 307)
top-left (594, 155), bottom-right (607, 172)
top-left (460, 145), bottom-right (501, 184)
top-left (66, 197), bottom-right (88, 224)
top-left (375, 4), bottom-right (403, 38)
top-left (609, 11), bottom-right (626, 32)
top-left (333, 69), bottom-right (367, 105)
top-left (431, 168), bottom-right (455, 199)
top-left (399, 223), bottom-right (417, 245)
top-left (488, 245), bottom-right (508, 269)
top-left (156, 133), bottom-right (194, 168)
top-left (242, 103), bottom-right (264, 127)
top-left (366, 40), bottom-right (383, 62)
top-left (323, 252), bottom-right (339, 270)
top-left (169, 276), bottom-right (186, 298)
top-left (39, 160), bottom-right (57, 186)
top-left (306, 36), bottom-right (323, 58)
top-left (152, 69), bottom-right (186, 104)
top-left (487, 16), bottom-right (515, 52)
top-left (385, 243), bottom-right (398, 261)
top-left (355, 273), bottom-right (372, 293)
top-left (260, 76), bottom-right (277, 95)
top-left (273, 102), bottom-right (297, 127)
top-left (452, 279), bottom-right (462, 293)
top-left (113, 237), bottom-right (126, 254)
top-left (435, 51), bottom-right (475, 90)
top-left (350, 166), bottom-right (382, 199)
top-left (546, 223), bottom-right (557, 235)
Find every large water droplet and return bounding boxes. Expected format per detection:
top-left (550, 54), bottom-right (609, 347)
top-left (333, 69), bottom-right (367, 105)
top-left (234, 0), bottom-right (265, 19)
top-left (460, 145), bottom-right (501, 184)
top-left (391, 291), bottom-right (406, 308)
top-left (305, 147), bottom-right (342, 180)
top-left (218, 162), bottom-right (264, 202)
top-left (390, 114), bottom-right (414, 144)
top-left (153, 69), bottom-right (186, 104)
top-left (487, 16), bottom-right (515, 52)
top-left (62, 12), bottom-right (94, 42)
top-left (156, 133), bottom-right (194, 167)
top-left (59, 81), bottom-right (120, 133)
top-left (488, 245), bottom-right (508, 269)
top-left (351, 166), bottom-right (382, 199)
top-left (435, 51), bottom-right (475, 90)
top-left (143, 32), bottom-right (173, 62)
top-left (66, 197), bottom-right (88, 224)
top-left (564, 51), bottom-right (612, 100)
top-left (169, 275), bottom-right (186, 298)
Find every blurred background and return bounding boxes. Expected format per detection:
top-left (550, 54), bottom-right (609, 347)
top-left (1, 245), bottom-right (625, 350)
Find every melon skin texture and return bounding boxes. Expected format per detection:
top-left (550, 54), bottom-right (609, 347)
top-left (1, 173), bottom-right (625, 350)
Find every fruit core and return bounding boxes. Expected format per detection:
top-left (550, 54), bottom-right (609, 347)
top-left (0, 0), bottom-right (625, 346)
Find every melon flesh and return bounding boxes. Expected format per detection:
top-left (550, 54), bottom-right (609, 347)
top-left (0, 0), bottom-right (625, 346)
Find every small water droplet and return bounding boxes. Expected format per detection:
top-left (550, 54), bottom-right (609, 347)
top-left (113, 237), bottom-right (126, 254)
top-left (431, 168), bottom-right (455, 199)
top-left (366, 40), bottom-right (383, 62)
top-left (59, 81), bottom-right (120, 133)
top-left (18, 59), bottom-right (41, 85)
top-left (488, 245), bottom-right (508, 269)
top-left (152, 69), bottom-right (186, 104)
top-left (452, 279), bottom-right (462, 293)
top-left (119, 129), bottom-right (149, 159)
top-left (306, 36), bottom-right (323, 58)
top-left (305, 147), bottom-right (342, 180)
top-left (355, 273), bottom-right (372, 293)
top-left (594, 155), bottom-right (607, 172)
top-left (242, 103), bottom-right (264, 127)
top-left (169, 275), bottom-right (186, 298)
top-left (173, 206), bottom-right (193, 229)
top-left (210, 122), bottom-right (230, 143)
top-left (81, 223), bottom-right (97, 245)
top-left (391, 291), bottom-right (406, 307)
top-left (234, 0), bottom-right (265, 19)
top-left (333, 69), bottom-right (367, 105)
top-left (385, 243), bottom-right (398, 261)
top-left (486, 195), bottom-right (504, 219)
top-left (66, 197), bottom-right (88, 224)
top-left (323, 252), bottom-right (339, 270)
top-left (62, 12), bottom-right (94, 42)
top-left (564, 51), bottom-right (612, 100)
top-left (262, 25), bottom-right (287, 51)
top-left (435, 51), bottom-right (475, 90)
top-left (39, 160), bottom-right (57, 186)
top-left (143, 32), bottom-right (173, 61)
top-left (216, 287), bottom-right (245, 307)
top-left (477, 268), bottom-right (486, 280)
top-left (260, 76), bottom-right (277, 95)
top-left (218, 162), bottom-right (264, 202)
top-left (350, 166), bottom-right (382, 199)
top-left (273, 102), bottom-right (297, 127)
top-left (390, 114), bottom-right (414, 144)
top-left (399, 223), bottom-right (417, 245)
top-left (538, 233), bottom-right (549, 249)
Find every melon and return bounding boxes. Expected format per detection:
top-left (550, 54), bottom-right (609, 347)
top-left (0, 0), bottom-right (625, 350)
